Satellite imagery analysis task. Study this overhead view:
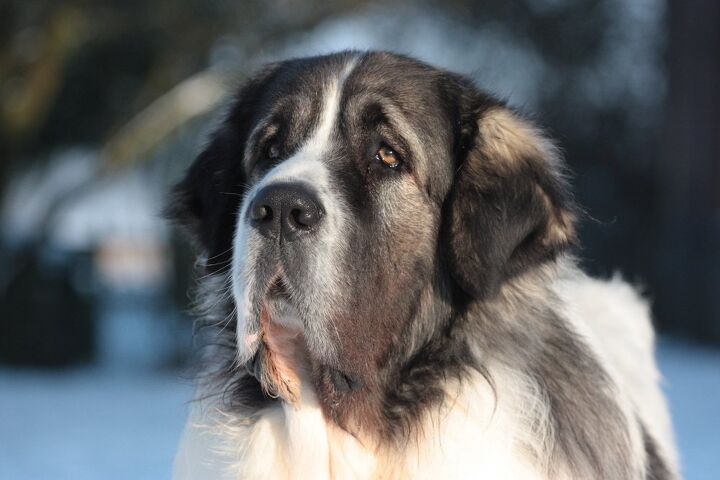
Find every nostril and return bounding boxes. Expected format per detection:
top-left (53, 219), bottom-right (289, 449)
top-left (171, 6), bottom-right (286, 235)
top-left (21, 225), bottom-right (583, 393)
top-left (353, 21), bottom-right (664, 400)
top-left (290, 207), bottom-right (321, 230)
top-left (250, 203), bottom-right (272, 222)
top-left (289, 208), bottom-right (308, 229)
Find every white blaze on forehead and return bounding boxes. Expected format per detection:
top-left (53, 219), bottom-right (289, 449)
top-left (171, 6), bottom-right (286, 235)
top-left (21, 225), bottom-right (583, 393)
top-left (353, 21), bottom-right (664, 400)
top-left (259, 57), bottom-right (358, 185)
top-left (303, 58), bottom-right (358, 156)
top-left (232, 56), bottom-right (358, 364)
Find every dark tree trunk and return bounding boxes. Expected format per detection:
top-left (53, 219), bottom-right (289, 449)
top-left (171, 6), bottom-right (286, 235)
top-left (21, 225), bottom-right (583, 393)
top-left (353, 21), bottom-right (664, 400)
top-left (655, 0), bottom-right (720, 340)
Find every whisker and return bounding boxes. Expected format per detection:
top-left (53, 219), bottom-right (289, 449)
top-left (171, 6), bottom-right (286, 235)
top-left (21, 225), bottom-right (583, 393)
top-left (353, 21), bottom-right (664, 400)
top-left (217, 305), bottom-right (238, 337)
top-left (205, 246), bottom-right (234, 262)
top-left (196, 262), bottom-right (233, 280)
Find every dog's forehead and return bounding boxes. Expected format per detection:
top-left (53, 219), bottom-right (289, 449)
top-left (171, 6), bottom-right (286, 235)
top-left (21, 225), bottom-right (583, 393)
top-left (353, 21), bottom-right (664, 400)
top-left (246, 53), bottom-right (455, 185)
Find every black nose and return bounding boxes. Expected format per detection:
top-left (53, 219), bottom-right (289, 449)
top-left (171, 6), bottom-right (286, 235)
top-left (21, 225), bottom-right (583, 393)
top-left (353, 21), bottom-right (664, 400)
top-left (248, 182), bottom-right (324, 240)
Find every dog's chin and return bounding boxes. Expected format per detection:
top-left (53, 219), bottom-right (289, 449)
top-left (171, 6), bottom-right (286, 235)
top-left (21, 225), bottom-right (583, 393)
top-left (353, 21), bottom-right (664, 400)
top-left (242, 278), bottom-right (312, 403)
top-left (240, 274), bottom-right (364, 404)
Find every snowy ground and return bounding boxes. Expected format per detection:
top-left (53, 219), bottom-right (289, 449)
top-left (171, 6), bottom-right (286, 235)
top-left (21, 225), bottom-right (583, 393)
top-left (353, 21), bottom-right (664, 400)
top-left (657, 340), bottom-right (720, 480)
top-left (0, 340), bottom-right (718, 480)
top-left (0, 368), bottom-right (192, 480)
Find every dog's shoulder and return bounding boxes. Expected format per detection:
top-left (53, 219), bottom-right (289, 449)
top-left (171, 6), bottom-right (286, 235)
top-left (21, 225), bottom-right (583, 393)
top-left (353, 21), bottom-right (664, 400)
top-left (555, 270), bottom-right (679, 475)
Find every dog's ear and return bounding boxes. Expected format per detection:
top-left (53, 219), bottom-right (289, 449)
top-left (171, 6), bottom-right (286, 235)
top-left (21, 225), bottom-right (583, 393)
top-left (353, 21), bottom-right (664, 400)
top-left (443, 101), bottom-right (577, 299)
top-left (165, 66), bottom-right (279, 266)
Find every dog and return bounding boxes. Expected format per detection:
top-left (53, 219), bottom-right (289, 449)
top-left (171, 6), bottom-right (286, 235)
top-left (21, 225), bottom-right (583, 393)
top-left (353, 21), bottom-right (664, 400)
top-left (167, 51), bottom-right (678, 479)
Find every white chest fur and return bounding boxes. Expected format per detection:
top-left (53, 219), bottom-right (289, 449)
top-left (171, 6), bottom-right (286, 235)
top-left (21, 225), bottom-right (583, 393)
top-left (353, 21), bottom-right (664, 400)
top-left (174, 368), bottom-right (555, 480)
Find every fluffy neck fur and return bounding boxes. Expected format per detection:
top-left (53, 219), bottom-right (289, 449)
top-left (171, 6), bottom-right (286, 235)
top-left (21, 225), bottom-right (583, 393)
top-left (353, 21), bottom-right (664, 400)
top-left (181, 256), bottom-right (650, 480)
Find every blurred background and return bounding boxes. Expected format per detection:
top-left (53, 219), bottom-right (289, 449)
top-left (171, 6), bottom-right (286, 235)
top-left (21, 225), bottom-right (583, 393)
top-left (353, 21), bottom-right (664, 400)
top-left (0, 0), bottom-right (718, 478)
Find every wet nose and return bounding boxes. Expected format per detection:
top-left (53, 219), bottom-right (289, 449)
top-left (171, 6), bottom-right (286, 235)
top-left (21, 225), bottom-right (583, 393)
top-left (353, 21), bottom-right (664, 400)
top-left (248, 182), bottom-right (324, 241)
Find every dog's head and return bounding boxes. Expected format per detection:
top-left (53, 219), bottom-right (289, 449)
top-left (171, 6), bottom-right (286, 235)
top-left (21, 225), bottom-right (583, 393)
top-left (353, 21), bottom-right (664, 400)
top-left (168, 51), bottom-right (575, 418)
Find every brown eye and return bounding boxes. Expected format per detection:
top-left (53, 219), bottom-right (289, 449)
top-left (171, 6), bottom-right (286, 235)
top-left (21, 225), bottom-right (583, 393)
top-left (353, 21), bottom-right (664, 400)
top-left (375, 146), bottom-right (401, 169)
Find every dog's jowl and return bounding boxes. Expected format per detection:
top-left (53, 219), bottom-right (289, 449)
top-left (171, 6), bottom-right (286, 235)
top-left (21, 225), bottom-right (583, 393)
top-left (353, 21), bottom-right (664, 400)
top-left (167, 51), bottom-right (678, 480)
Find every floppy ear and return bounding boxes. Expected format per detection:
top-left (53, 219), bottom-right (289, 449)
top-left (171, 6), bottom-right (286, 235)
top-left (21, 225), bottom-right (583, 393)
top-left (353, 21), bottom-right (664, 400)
top-left (443, 102), bottom-right (577, 299)
top-left (165, 66), bottom-right (278, 268)
top-left (165, 126), bottom-right (245, 261)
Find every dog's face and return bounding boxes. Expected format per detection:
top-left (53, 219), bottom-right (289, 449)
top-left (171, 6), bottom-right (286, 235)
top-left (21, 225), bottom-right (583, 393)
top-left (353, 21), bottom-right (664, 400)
top-left (169, 52), bottom-right (575, 419)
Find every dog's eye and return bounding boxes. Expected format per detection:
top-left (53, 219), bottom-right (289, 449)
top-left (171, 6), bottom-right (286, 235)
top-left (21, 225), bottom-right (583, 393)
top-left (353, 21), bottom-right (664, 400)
top-left (266, 143), bottom-right (280, 160)
top-left (375, 146), bottom-right (401, 169)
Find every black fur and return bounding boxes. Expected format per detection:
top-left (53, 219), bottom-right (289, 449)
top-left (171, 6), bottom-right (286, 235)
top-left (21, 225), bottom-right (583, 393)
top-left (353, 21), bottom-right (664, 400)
top-left (166, 64), bottom-right (281, 266)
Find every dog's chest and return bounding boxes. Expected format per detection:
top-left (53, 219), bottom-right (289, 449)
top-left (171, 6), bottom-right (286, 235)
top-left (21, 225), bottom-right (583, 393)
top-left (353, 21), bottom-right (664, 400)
top-left (230, 374), bottom-right (548, 480)
top-left (233, 384), bottom-right (376, 479)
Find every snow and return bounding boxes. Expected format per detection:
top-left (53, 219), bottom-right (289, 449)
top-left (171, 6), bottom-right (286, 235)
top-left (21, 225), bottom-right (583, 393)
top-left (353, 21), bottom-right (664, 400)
top-left (0, 149), bottom-right (97, 247)
top-left (0, 340), bottom-right (717, 479)
top-left (658, 341), bottom-right (720, 480)
top-left (1, 149), bottom-right (169, 252)
top-left (0, 368), bottom-right (192, 480)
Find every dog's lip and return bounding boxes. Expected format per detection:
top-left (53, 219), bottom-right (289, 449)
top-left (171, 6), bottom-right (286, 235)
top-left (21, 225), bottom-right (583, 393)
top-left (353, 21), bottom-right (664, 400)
top-left (242, 280), bottom-right (297, 384)
top-left (241, 273), bottom-right (292, 361)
